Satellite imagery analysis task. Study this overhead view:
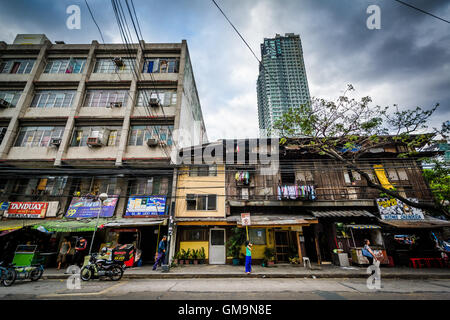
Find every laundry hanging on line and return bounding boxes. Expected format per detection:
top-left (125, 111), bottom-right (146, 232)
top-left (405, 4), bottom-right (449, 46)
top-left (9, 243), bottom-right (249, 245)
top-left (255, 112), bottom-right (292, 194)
top-left (235, 171), bottom-right (250, 184)
top-left (277, 184), bottom-right (316, 200)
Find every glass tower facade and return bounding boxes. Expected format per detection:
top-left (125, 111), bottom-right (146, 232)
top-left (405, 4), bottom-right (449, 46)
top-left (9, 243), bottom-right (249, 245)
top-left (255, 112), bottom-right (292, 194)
top-left (257, 33), bottom-right (311, 137)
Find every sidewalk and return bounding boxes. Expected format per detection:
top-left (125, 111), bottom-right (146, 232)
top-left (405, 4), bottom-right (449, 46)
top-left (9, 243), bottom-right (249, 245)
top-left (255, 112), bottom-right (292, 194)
top-left (42, 263), bottom-right (450, 280)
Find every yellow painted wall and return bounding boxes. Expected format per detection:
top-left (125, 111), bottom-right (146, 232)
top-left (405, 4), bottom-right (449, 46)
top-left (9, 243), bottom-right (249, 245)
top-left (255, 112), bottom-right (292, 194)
top-left (175, 165), bottom-right (226, 218)
top-left (179, 241), bottom-right (209, 259)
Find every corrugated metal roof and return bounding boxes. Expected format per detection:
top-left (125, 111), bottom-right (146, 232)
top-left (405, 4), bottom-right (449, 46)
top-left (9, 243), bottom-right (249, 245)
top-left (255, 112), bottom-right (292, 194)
top-left (227, 214), bottom-right (317, 226)
top-left (378, 216), bottom-right (450, 229)
top-left (0, 219), bottom-right (42, 231)
top-left (346, 224), bottom-right (381, 229)
top-left (310, 210), bottom-right (375, 218)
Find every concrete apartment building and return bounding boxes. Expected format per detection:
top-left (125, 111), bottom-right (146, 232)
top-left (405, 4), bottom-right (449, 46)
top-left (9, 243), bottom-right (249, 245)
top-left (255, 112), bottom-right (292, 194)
top-left (0, 34), bottom-right (207, 266)
top-left (257, 33), bottom-right (311, 137)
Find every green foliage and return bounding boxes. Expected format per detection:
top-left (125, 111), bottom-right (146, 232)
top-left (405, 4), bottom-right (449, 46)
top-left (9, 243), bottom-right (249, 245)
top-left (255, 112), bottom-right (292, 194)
top-left (191, 249), bottom-right (199, 260)
top-left (226, 227), bottom-right (246, 258)
top-left (198, 247), bottom-right (206, 260)
top-left (180, 248), bottom-right (191, 260)
top-left (263, 247), bottom-right (275, 261)
top-left (423, 159), bottom-right (450, 213)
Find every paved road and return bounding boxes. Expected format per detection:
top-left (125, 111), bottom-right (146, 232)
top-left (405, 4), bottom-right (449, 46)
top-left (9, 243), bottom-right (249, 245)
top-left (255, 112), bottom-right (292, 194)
top-left (1, 278), bottom-right (450, 300)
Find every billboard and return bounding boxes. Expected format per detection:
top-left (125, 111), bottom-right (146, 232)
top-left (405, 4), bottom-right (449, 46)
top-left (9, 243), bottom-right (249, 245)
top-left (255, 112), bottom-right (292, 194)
top-left (4, 202), bottom-right (48, 219)
top-left (65, 196), bottom-right (118, 218)
top-left (376, 198), bottom-right (424, 220)
top-left (125, 196), bottom-right (167, 217)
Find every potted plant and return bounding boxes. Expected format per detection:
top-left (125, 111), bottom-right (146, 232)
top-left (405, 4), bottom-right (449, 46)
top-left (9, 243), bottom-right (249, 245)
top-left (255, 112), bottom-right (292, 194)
top-left (179, 249), bottom-right (186, 264)
top-left (191, 249), bottom-right (199, 265)
top-left (289, 255), bottom-right (301, 266)
top-left (173, 250), bottom-right (182, 265)
top-left (264, 247), bottom-right (276, 266)
top-left (185, 248), bottom-right (192, 264)
top-left (198, 247), bottom-right (206, 264)
top-left (226, 227), bottom-right (246, 265)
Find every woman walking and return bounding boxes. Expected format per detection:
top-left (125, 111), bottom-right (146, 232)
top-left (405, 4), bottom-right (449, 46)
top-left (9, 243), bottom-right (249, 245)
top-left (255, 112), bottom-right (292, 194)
top-left (245, 241), bottom-right (253, 274)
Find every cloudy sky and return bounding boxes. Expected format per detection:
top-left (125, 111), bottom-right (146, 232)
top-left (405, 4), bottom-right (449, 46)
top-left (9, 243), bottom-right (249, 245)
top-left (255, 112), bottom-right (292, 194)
top-left (0, 0), bottom-right (448, 141)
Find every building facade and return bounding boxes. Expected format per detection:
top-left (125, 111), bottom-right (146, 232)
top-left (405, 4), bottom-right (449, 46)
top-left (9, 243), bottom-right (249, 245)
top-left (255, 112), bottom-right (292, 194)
top-left (257, 33), bottom-right (311, 137)
top-left (0, 34), bottom-right (207, 267)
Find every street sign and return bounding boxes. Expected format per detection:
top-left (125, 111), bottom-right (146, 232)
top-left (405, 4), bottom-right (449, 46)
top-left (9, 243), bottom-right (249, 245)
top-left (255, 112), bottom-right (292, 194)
top-left (241, 213), bottom-right (251, 226)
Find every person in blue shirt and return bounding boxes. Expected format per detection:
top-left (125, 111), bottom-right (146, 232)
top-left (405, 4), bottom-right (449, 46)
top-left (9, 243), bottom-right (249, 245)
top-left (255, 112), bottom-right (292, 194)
top-left (153, 235), bottom-right (167, 271)
top-left (245, 241), bottom-right (253, 274)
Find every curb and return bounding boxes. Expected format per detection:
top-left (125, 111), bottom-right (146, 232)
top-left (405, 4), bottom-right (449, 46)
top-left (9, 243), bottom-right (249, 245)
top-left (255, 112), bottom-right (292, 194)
top-left (43, 273), bottom-right (450, 280)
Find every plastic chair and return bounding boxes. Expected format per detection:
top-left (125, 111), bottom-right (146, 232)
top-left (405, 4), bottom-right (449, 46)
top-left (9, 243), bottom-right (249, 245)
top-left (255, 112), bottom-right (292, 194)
top-left (303, 257), bottom-right (311, 269)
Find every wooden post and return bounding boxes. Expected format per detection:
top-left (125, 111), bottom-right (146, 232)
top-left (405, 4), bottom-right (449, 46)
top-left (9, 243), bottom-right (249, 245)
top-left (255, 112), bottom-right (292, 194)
top-left (314, 234), bottom-right (322, 265)
top-left (296, 231), bottom-right (303, 263)
top-left (246, 226), bottom-right (249, 241)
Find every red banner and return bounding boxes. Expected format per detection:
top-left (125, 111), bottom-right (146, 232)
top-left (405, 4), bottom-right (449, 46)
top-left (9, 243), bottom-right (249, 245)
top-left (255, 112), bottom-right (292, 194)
top-left (5, 202), bottom-right (48, 219)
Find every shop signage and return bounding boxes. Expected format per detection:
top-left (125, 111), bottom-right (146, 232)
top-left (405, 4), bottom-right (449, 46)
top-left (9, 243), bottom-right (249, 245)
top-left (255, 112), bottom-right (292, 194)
top-left (5, 202), bottom-right (48, 219)
top-left (65, 196), bottom-right (118, 218)
top-left (376, 198), bottom-right (424, 220)
top-left (125, 196), bottom-right (166, 217)
top-left (241, 213), bottom-right (251, 226)
top-left (0, 202), bottom-right (9, 211)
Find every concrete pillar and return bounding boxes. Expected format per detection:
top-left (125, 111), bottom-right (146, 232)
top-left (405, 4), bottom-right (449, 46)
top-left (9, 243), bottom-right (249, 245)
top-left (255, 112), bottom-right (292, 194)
top-left (54, 41), bottom-right (98, 166)
top-left (115, 42), bottom-right (143, 166)
top-left (0, 41), bottom-right (51, 158)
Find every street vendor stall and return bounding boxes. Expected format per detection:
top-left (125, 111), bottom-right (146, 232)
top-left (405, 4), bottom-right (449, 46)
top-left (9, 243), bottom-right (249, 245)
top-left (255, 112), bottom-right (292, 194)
top-left (346, 225), bottom-right (389, 265)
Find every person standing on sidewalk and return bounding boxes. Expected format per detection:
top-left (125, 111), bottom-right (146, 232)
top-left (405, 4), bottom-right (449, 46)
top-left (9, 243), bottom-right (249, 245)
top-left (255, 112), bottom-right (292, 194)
top-left (57, 237), bottom-right (71, 270)
top-left (363, 239), bottom-right (378, 265)
top-left (73, 237), bottom-right (88, 267)
top-left (245, 241), bottom-right (253, 274)
top-left (153, 235), bottom-right (167, 271)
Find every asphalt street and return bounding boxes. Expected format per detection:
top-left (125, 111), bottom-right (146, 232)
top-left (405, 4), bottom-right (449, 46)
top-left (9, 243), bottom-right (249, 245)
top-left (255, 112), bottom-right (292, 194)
top-left (1, 278), bottom-right (450, 300)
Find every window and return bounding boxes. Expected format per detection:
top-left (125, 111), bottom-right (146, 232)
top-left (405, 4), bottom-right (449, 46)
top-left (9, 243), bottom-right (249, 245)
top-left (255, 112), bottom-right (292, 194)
top-left (189, 165), bottom-right (217, 177)
top-left (136, 90), bottom-right (177, 107)
top-left (93, 58), bottom-right (134, 73)
top-left (142, 58), bottom-right (179, 73)
top-left (0, 59), bottom-right (35, 74)
top-left (186, 194), bottom-right (217, 211)
top-left (0, 91), bottom-right (22, 108)
top-left (128, 177), bottom-right (170, 195)
top-left (44, 58), bottom-right (85, 74)
top-left (30, 90), bottom-right (75, 108)
top-left (249, 229), bottom-right (266, 245)
top-left (181, 229), bottom-right (208, 241)
top-left (14, 126), bottom-right (64, 147)
top-left (128, 125), bottom-right (173, 146)
top-left (84, 90), bottom-right (127, 107)
top-left (71, 126), bottom-right (121, 147)
top-left (0, 127), bottom-right (7, 146)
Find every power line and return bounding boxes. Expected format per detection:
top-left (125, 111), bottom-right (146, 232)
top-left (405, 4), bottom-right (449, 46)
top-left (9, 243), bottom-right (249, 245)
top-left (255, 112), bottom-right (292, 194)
top-left (84, 0), bottom-right (106, 43)
top-left (393, 0), bottom-right (450, 24)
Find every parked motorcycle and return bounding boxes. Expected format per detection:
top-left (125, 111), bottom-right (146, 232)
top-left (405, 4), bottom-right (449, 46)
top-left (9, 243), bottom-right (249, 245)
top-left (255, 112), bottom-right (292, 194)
top-left (80, 249), bottom-right (124, 281)
top-left (0, 261), bottom-right (17, 287)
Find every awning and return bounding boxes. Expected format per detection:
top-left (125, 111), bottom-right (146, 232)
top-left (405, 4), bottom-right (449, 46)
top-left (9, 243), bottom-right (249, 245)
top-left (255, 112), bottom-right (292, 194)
top-left (175, 218), bottom-right (233, 226)
top-left (310, 210), bottom-right (375, 218)
top-left (227, 214), bottom-right (318, 227)
top-left (377, 215), bottom-right (450, 229)
top-left (32, 218), bottom-right (111, 232)
top-left (0, 219), bottom-right (42, 231)
top-left (103, 218), bottom-right (166, 228)
top-left (346, 224), bottom-right (381, 229)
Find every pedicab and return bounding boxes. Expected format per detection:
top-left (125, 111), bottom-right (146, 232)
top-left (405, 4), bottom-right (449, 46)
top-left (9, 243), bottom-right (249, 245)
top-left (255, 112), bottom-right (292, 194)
top-left (10, 245), bottom-right (45, 282)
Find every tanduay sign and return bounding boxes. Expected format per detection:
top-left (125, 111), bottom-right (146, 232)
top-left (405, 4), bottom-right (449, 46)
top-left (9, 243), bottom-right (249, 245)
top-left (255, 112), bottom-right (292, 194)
top-left (376, 198), bottom-right (425, 220)
top-left (5, 202), bottom-right (49, 219)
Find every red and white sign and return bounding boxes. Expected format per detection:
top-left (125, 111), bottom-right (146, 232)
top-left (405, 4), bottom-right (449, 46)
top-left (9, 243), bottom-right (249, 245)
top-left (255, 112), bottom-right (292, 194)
top-left (5, 202), bottom-right (49, 219)
top-left (241, 213), bottom-right (251, 226)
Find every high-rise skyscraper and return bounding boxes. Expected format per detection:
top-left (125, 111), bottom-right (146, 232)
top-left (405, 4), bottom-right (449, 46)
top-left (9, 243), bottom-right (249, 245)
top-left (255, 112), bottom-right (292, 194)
top-left (257, 33), bottom-right (311, 136)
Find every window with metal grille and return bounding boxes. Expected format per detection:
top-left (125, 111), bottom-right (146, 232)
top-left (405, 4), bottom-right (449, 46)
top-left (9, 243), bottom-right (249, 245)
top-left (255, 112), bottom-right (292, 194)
top-left (30, 90), bottom-right (76, 108)
top-left (44, 58), bottom-right (85, 74)
top-left (14, 126), bottom-right (64, 147)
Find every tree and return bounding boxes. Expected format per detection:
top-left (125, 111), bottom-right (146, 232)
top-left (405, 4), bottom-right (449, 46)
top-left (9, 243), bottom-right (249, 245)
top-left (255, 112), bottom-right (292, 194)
top-left (423, 159), bottom-right (450, 214)
top-left (273, 85), bottom-right (449, 215)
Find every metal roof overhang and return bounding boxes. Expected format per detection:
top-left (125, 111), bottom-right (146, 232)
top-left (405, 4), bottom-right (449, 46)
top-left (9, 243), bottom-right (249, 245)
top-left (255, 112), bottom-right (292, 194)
top-left (0, 219), bottom-right (42, 231)
top-left (103, 218), bottom-right (166, 228)
top-left (227, 215), bottom-right (318, 227)
top-left (310, 210), bottom-right (375, 218)
top-left (377, 216), bottom-right (450, 229)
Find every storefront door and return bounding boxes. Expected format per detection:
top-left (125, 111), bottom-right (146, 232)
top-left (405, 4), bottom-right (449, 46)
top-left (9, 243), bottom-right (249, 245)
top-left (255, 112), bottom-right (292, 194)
top-left (209, 228), bottom-right (225, 264)
top-left (275, 231), bottom-right (289, 262)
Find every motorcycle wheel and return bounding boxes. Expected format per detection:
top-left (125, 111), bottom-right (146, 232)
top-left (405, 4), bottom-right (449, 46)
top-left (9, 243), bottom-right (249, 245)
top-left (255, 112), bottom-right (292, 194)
top-left (110, 266), bottom-right (123, 281)
top-left (80, 266), bottom-right (93, 281)
top-left (2, 269), bottom-right (17, 287)
top-left (30, 268), bottom-right (43, 281)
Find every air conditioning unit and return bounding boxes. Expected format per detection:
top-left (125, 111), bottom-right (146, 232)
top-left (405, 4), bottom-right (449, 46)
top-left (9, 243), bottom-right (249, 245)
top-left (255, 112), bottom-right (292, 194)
top-left (113, 57), bottom-right (124, 67)
top-left (186, 194), bottom-right (196, 201)
top-left (86, 137), bottom-right (103, 147)
top-left (149, 98), bottom-right (161, 108)
top-left (146, 138), bottom-right (158, 147)
top-left (109, 101), bottom-right (122, 108)
top-left (0, 98), bottom-right (11, 108)
top-left (50, 138), bottom-right (61, 147)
